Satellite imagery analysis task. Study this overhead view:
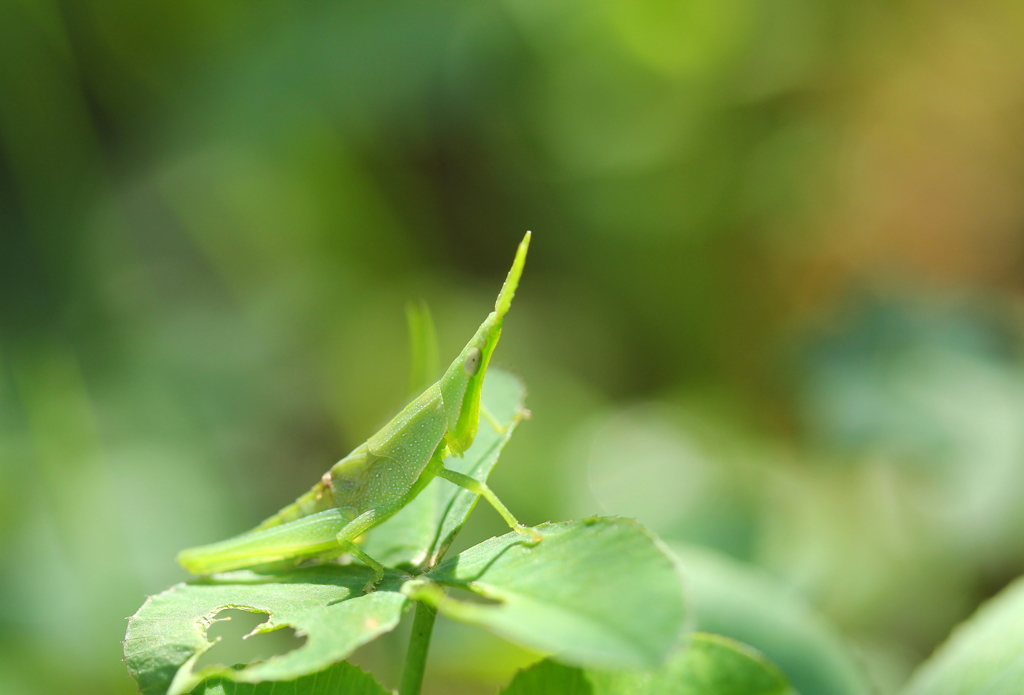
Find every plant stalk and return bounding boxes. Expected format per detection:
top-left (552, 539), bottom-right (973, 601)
top-left (399, 600), bottom-right (438, 695)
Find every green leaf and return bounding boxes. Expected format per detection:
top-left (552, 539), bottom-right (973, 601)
top-left (590, 633), bottom-right (793, 695)
top-left (363, 368), bottom-right (528, 570)
top-left (124, 566), bottom-right (408, 695)
top-left (500, 659), bottom-right (593, 695)
top-left (671, 544), bottom-right (871, 695)
top-left (410, 517), bottom-right (686, 670)
top-left (501, 633), bottom-right (793, 695)
top-left (190, 661), bottom-right (388, 695)
top-left (902, 575), bottom-right (1024, 695)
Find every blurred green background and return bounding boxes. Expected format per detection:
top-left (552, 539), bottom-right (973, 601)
top-left (2, 0), bottom-right (1024, 693)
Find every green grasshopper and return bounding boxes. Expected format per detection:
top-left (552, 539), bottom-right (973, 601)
top-left (177, 232), bottom-right (537, 591)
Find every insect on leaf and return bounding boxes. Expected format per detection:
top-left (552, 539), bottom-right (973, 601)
top-left (174, 232), bottom-right (532, 583)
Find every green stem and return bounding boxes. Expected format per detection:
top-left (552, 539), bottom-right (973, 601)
top-left (399, 600), bottom-right (438, 695)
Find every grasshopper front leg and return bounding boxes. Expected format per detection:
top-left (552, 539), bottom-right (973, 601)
top-left (436, 467), bottom-right (541, 542)
top-left (340, 542), bottom-right (386, 593)
top-left (331, 509), bottom-right (388, 593)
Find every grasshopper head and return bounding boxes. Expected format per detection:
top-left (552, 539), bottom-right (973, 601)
top-left (439, 231), bottom-right (530, 454)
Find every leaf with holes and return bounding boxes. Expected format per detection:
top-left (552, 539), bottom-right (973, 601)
top-left (500, 633), bottom-right (793, 695)
top-left (362, 368), bottom-right (528, 571)
top-left (124, 566), bottom-right (408, 695)
top-left (189, 661), bottom-right (388, 695)
top-left (408, 517), bottom-right (687, 670)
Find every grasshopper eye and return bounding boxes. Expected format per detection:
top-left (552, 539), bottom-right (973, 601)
top-left (464, 347), bottom-right (482, 376)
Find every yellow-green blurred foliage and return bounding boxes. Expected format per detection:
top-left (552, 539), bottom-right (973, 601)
top-left (2, 0), bottom-right (1024, 693)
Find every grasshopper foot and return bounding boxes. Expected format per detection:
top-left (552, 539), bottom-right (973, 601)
top-left (514, 525), bottom-right (543, 545)
top-left (339, 540), bottom-right (386, 594)
top-left (361, 566), bottom-right (385, 594)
